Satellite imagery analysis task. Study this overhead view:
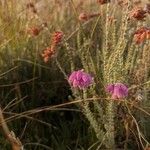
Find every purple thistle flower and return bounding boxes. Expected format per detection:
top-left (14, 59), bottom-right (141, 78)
top-left (68, 70), bottom-right (93, 89)
top-left (106, 83), bottom-right (128, 99)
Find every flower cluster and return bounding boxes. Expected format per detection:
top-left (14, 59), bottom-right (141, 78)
top-left (134, 27), bottom-right (150, 44)
top-left (129, 7), bottom-right (147, 20)
top-left (68, 70), bottom-right (128, 100)
top-left (42, 31), bottom-right (63, 63)
top-left (41, 47), bottom-right (55, 63)
top-left (106, 83), bottom-right (128, 99)
top-left (27, 27), bottom-right (41, 37)
top-left (26, 23), bottom-right (47, 37)
top-left (78, 13), bottom-right (100, 21)
top-left (68, 70), bottom-right (93, 89)
top-left (51, 31), bottom-right (63, 45)
top-left (97, 0), bottom-right (110, 5)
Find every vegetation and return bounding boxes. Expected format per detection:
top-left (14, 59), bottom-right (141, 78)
top-left (0, 0), bottom-right (150, 149)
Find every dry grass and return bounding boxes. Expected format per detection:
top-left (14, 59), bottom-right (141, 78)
top-left (0, 0), bottom-right (150, 149)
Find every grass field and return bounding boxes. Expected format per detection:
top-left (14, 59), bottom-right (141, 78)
top-left (0, 0), bottom-right (150, 150)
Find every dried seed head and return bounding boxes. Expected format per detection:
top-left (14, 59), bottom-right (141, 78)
top-left (129, 7), bottom-right (147, 20)
top-left (27, 27), bottom-right (41, 36)
top-left (79, 13), bottom-right (100, 21)
top-left (134, 27), bottom-right (150, 44)
top-left (42, 31), bottom-right (63, 63)
top-left (78, 13), bottom-right (89, 21)
top-left (52, 31), bottom-right (63, 45)
top-left (41, 47), bottom-right (55, 63)
top-left (97, 0), bottom-right (110, 5)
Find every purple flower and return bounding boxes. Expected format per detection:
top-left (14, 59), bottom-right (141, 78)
top-left (106, 83), bottom-right (128, 99)
top-left (68, 70), bottom-right (93, 89)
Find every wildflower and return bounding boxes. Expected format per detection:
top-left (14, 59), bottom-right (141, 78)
top-left (41, 31), bottom-right (63, 62)
top-left (106, 83), bottom-right (128, 99)
top-left (97, 0), bottom-right (110, 5)
top-left (27, 27), bottom-right (41, 36)
top-left (41, 47), bottom-right (55, 63)
top-left (134, 27), bottom-right (150, 44)
top-left (144, 3), bottom-right (150, 14)
top-left (68, 70), bottom-right (93, 89)
top-left (78, 13), bottom-right (100, 21)
top-left (51, 31), bottom-right (63, 45)
top-left (79, 13), bottom-right (89, 21)
top-left (129, 7), bottom-right (147, 20)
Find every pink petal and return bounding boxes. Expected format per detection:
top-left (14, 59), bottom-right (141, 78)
top-left (106, 84), bottom-right (114, 94)
top-left (68, 71), bottom-right (77, 82)
top-left (76, 70), bottom-right (83, 80)
top-left (73, 79), bottom-right (79, 88)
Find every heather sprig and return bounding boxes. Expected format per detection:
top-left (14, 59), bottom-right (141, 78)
top-left (0, 0), bottom-right (150, 149)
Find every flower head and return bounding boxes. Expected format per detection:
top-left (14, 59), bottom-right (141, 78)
top-left (129, 7), bottom-right (147, 21)
top-left (106, 83), bottom-right (128, 99)
top-left (78, 13), bottom-right (100, 21)
top-left (97, 0), bottom-right (110, 5)
top-left (52, 31), bottom-right (63, 45)
top-left (42, 31), bottom-right (63, 63)
top-left (41, 47), bottom-right (55, 63)
top-left (78, 13), bottom-right (89, 21)
top-left (134, 27), bottom-right (150, 44)
top-left (27, 27), bottom-right (41, 36)
top-left (68, 70), bottom-right (93, 89)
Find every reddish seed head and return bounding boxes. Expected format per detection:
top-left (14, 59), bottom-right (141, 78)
top-left (41, 47), bottom-right (55, 63)
top-left (78, 13), bottom-right (89, 21)
top-left (41, 31), bottom-right (63, 63)
top-left (97, 0), bottom-right (110, 5)
top-left (129, 7), bottom-right (147, 21)
top-left (134, 27), bottom-right (150, 44)
top-left (79, 13), bottom-right (100, 21)
top-left (52, 31), bottom-right (63, 45)
top-left (27, 27), bottom-right (41, 36)
top-left (42, 31), bottom-right (63, 63)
